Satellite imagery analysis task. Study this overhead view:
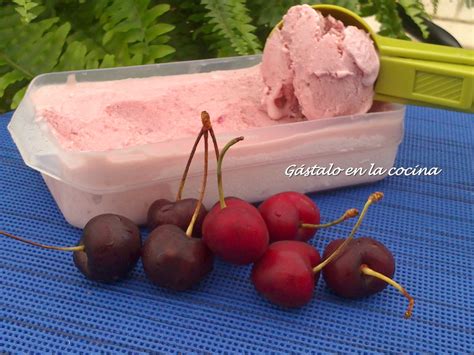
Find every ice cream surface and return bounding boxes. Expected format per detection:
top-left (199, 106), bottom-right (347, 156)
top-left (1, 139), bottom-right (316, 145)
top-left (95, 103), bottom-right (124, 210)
top-left (32, 65), bottom-right (298, 152)
top-left (261, 5), bottom-right (379, 120)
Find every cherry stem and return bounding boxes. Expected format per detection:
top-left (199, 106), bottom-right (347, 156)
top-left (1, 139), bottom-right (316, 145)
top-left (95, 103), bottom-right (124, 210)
top-left (202, 111), bottom-right (220, 162)
top-left (209, 125), bottom-right (220, 162)
top-left (186, 131), bottom-right (209, 238)
top-left (0, 230), bottom-right (85, 252)
top-left (217, 136), bottom-right (244, 209)
top-left (176, 112), bottom-right (212, 201)
top-left (312, 192), bottom-right (383, 273)
top-left (300, 208), bottom-right (359, 229)
top-left (360, 264), bottom-right (414, 319)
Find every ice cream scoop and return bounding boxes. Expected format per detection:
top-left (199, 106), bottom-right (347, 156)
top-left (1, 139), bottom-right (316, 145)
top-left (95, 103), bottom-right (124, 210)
top-left (262, 5), bottom-right (379, 120)
top-left (275, 5), bottom-right (474, 113)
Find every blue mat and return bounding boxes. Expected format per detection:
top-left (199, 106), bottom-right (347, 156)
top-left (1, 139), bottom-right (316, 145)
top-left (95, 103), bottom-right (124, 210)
top-left (1, 106), bottom-right (473, 353)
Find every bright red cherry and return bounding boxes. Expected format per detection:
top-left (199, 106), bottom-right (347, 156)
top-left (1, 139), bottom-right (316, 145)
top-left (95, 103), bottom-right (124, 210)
top-left (251, 241), bottom-right (321, 307)
top-left (202, 137), bottom-right (269, 265)
top-left (259, 192), bottom-right (358, 243)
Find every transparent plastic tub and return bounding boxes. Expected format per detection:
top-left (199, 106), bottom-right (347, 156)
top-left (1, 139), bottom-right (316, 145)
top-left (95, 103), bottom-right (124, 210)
top-left (8, 55), bottom-right (405, 228)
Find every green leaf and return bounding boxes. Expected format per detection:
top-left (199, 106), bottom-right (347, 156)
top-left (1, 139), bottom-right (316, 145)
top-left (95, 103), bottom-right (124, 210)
top-left (147, 44), bottom-right (175, 61)
top-left (13, 0), bottom-right (41, 23)
top-left (398, 0), bottom-right (430, 39)
top-left (11, 85), bottom-right (27, 109)
top-left (0, 70), bottom-right (24, 97)
top-left (55, 41), bottom-right (88, 71)
top-left (145, 23), bottom-right (175, 42)
top-left (373, 0), bottom-right (408, 39)
top-left (201, 0), bottom-right (261, 56)
top-left (143, 4), bottom-right (171, 26)
top-left (100, 54), bottom-right (116, 68)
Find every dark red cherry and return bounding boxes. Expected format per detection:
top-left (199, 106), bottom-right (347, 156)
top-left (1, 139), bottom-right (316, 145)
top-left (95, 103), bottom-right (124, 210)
top-left (147, 198), bottom-right (207, 237)
top-left (322, 237), bottom-right (414, 318)
top-left (73, 214), bottom-right (142, 282)
top-left (1, 214), bottom-right (142, 283)
top-left (142, 224), bottom-right (213, 291)
top-left (322, 237), bottom-right (395, 298)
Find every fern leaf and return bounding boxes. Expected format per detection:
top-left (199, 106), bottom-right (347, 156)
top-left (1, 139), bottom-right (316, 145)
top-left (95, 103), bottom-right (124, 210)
top-left (100, 54), bottom-right (116, 68)
top-left (0, 4), bottom-right (73, 108)
top-left (398, 0), bottom-right (430, 38)
top-left (12, 86), bottom-right (27, 109)
top-left (0, 70), bottom-right (23, 97)
top-left (143, 4), bottom-right (172, 26)
top-left (147, 44), bottom-right (176, 60)
top-left (145, 23), bottom-right (175, 43)
top-left (201, 0), bottom-right (261, 56)
top-left (373, 0), bottom-right (407, 39)
top-left (55, 41), bottom-right (88, 71)
top-left (13, 0), bottom-right (42, 23)
top-left (98, 0), bottom-right (174, 64)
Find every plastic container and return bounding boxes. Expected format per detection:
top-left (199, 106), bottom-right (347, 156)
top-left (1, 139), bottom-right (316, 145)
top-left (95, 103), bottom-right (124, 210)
top-left (8, 55), bottom-right (405, 228)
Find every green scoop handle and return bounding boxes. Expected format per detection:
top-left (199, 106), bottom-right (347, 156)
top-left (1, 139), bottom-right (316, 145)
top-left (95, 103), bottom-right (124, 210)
top-left (302, 5), bottom-right (474, 112)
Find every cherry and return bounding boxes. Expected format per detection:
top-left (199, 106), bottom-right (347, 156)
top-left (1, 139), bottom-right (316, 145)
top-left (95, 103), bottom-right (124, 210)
top-left (202, 137), bottom-right (269, 265)
top-left (147, 198), bottom-right (207, 237)
top-left (205, 196), bottom-right (262, 223)
top-left (259, 191), bottom-right (359, 242)
top-left (251, 241), bottom-right (321, 307)
top-left (322, 237), bottom-right (414, 318)
top-left (142, 127), bottom-right (214, 290)
top-left (252, 192), bottom-right (383, 308)
top-left (147, 112), bottom-right (217, 236)
top-left (142, 224), bottom-right (213, 291)
top-left (1, 214), bottom-right (142, 282)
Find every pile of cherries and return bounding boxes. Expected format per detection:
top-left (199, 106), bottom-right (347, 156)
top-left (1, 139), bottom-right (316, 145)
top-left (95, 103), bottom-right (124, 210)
top-left (1, 112), bottom-right (414, 318)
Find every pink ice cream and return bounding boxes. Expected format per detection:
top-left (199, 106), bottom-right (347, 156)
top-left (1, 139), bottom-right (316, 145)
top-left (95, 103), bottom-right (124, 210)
top-left (32, 66), bottom-right (298, 151)
top-left (261, 5), bottom-right (379, 120)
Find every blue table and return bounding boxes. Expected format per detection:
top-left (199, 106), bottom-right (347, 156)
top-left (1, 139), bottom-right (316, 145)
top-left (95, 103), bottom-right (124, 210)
top-left (1, 107), bottom-right (473, 353)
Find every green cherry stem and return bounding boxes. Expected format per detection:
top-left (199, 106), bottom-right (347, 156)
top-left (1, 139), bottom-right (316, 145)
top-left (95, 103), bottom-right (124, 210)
top-left (217, 136), bottom-right (244, 209)
top-left (313, 192), bottom-right (384, 273)
top-left (185, 130), bottom-right (209, 238)
top-left (0, 230), bottom-right (84, 252)
top-left (300, 208), bottom-right (359, 229)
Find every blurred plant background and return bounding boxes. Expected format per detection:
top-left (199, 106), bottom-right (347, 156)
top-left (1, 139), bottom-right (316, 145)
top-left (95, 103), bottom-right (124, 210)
top-left (0, 0), bottom-right (471, 113)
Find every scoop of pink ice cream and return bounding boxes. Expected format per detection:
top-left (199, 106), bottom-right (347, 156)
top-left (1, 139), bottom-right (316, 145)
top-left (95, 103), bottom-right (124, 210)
top-left (261, 5), bottom-right (379, 120)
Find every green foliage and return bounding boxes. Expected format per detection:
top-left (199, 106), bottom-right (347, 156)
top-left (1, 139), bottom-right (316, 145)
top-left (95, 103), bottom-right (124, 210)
top-left (399, 0), bottom-right (429, 38)
top-left (0, 0), bottom-right (174, 112)
top-left (201, 0), bottom-right (261, 56)
top-left (0, 0), bottom-right (440, 113)
top-left (376, 0), bottom-right (407, 38)
top-left (13, 0), bottom-right (41, 23)
top-left (360, 0), bottom-right (434, 39)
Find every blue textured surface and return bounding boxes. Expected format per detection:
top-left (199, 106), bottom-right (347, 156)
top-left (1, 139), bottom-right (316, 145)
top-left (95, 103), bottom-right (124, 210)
top-left (1, 106), bottom-right (473, 353)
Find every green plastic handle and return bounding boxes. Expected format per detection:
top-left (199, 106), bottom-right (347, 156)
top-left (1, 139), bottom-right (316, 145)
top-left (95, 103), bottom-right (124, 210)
top-left (374, 36), bottom-right (474, 112)
top-left (310, 4), bottom-right (474, 113)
